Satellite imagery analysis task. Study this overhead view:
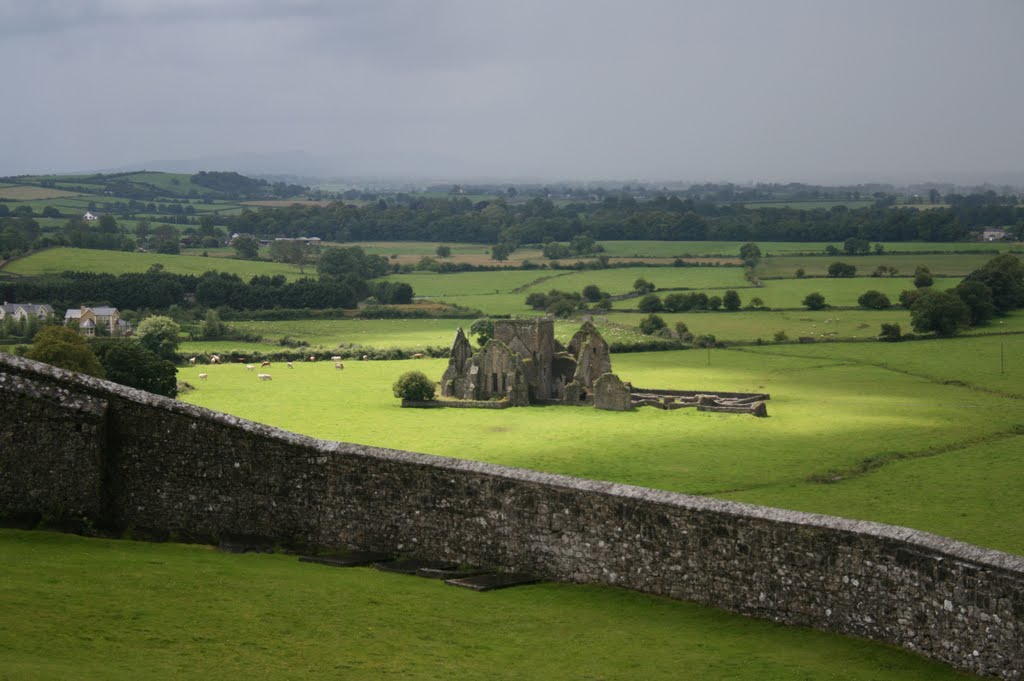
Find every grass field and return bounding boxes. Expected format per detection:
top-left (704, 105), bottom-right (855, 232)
top-left (0, 530), bottom-right (970, 681)
top-left (618, 277), bottom-right (959, 311)
top-left (179, 336), bottom-right (1024, 557)
top-left (0, 186), bottom-right (81, 200)
top-left (1, 247), bottom-right (307, 280)
top-left (757, 253), bottom-right (1004, 278)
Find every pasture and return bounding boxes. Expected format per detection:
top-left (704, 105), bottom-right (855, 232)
top-left (757, 253), bottom-right (1004, 278)
top-left (0, 185), bottom-right (81, 200)
top-left (1, 247), bottom-right (307, 280)
top-left (180, 337), bottom-right (1024, 556)
top-left (619, 276), bottom-right (959, 311)
top-left (0, 530), bottom-right (968, 681)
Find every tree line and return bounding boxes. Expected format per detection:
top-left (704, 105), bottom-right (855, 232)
top-left (220, 192), bottom-right (1023, 249)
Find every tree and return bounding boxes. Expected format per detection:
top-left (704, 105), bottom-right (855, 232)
top-left (491, 243), bottom-right (512, 261)
top-left (802, 292), bottom-right (827, 310)
top-left (954, 280), bottom-right (996, 326)
top-left (149, 223), bottom-right (180, 254)
top-left (639, 314), bottom-right (666, 335)
top-left (707, 295), bottom-right (722, 311)
top-left (633, 278), bottom-right (655, 294)
top-left (878, 323), bottom-right (902, 342)
top-left (435, 245), bottom-right (452, 258)
top-left (674, 321), bottom-right (693, 342)
top-left (233, 235), bottom-right (261, 260)
top-left (913, 265), bottom-right (934, 288)
top-left (910, 291), bottom-right (971, 337)
top-left (638, 294), bottom-right (663, 313)
top-left (961, 253), bottom-right (1024, 314)
top-left (857, 290), bottom-right (891, 309)
top-left (525, 292), bottom-right (548, 310)
top-left (722, 290), bottom-right (741, 311)
top-left (581, 284), bottom-right (603, 302)
top-left (469, 319), bottom-right (494, 346)
top-left (92, 339), bottom-right (177, 397)
top-left (899, 288), bottom-right (926, 309)
top-left (269, 239), bottom-right (316, 274)
top-left (827, 262), bottom-right (857, 277)
top-left (393, 371), bottom-right (436, 401)
top-left (136, 315), bottom-right (181, 361)
top-left (843, 237), bottom-right (870, 255)
top-left (25, 326), bottom-right (105, 378)
top-left (200, 310), bottom-right (229, 339)
top-left (738, 243), bottom-right (761, 267)
top-left (795, 268), bottom-right (806, 278)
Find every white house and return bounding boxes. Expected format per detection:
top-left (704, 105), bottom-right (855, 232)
top-left (83, 211), bottom-right (99, 221)
top-left (64, 306), bottom-right (129, 336)
top-left (982, 228), bottom-right (1008, 242)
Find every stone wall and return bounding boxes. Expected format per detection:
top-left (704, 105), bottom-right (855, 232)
top-left (1, 352), bottom-right (1022, 679)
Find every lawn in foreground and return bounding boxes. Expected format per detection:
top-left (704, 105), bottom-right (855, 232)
top-left (180, 340), bottom-right (1024, 555)
top-left (0, 530), bottom-right (974, 681)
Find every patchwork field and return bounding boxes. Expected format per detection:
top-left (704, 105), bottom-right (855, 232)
top-left (0, 530), bottom-right (968, 681)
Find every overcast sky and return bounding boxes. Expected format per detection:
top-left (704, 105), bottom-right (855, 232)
top-left (3, 0), bottom-right (1022, 184)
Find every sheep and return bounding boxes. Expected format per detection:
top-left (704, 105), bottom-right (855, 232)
top-left (258, 373), bottom-right (272, 381)
top-left (198, 373), bottom-right (208, 380)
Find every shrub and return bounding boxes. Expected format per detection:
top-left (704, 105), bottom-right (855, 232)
top-left (722, 290), bottom-right (741, 311)
top-left (773, 330), bottom-right (788, 342)
top-left (638, 314), bottom-right (666, 335)
top-left (392, 371), bottom-right (436, 401)
top-left (879, 323), bottom-right (902, 342)
top-left (694, 334), bottom-right (717, 348)
top-left (802, 292), bottom-right (827, 310)
top-left (638, 293), bottom-right (663, 313)
top-left (827, 261), bottom-right (857, 277)
top-left (913, 265), bottom-right (934, 288)
top-left (857, 290), bottom-right (892, 309)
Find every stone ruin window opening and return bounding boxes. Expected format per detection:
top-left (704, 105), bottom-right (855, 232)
top-left (491, 373), bottom-right (498, 393)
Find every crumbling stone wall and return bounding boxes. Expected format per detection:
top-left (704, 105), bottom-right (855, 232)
top-left (1, 352), bottom-right (1021, 680)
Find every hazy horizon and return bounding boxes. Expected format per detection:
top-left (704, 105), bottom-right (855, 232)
top-left (4, 0), bottom-right (1022, 185)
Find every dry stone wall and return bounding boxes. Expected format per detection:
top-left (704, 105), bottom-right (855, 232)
top-left (1, 352), bottom-right (1022, 679)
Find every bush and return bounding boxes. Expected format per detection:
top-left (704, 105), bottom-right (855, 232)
top-left (773, 330), bottom-right (788, 342)
top-left (857, 290), bottom-right (892, 309)
top-left (392, 371), bottom-right (436, 401)
top-left (638, 314), bottom-right (666, 335)
top-left (638, 293), bottom-right (663, 313)
top-left (827, 261), bottom-right (857, 277)
top-left (694, 334), bottom-right (717, 348)
top-left (879, 323), bottom-right (902, 342)
top-left (802, 292), bottom-right (827, 310)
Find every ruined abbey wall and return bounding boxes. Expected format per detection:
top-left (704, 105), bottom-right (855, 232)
top-left (1, 352), bottom-right (1022, 679)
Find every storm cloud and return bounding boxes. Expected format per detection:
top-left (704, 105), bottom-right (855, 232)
top-left (3, 0), bottom-right (1022, 183)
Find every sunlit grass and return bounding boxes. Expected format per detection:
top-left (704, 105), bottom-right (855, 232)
top-left (0, 530), bottom-right (971, 681)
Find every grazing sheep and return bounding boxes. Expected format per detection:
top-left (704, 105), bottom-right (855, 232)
top-left (198, 373), bottom-right (208, 380)
top-left (331, 355), bottom-right (342, 361)
top-left (246, 364), bottom-right (255, 371)
top-left (286, 362), bottom-right (294, 369)
top-left (412, 353), bottom-right (425, 359)
top-left (188, 357), bottom-right (196, 365)
top-left (258, 373), bottom-right (272, 381)
top-left (335, 362), bottom-right (344, 370)
top-left (260, 361), bottom-right (271, 367)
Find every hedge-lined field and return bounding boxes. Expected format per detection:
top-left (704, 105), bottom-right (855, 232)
top-left (180, 338), bottom-right (1024, 556)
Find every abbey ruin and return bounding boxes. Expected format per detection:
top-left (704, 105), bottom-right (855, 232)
top-left (438, 318), bottom-right (768, 415)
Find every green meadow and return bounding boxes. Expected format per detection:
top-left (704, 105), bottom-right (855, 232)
top-left (757, 253), bottom-right (1003, 278)
top-left (0, 530), bottom-right (969, 681)
top-left (2, 247), bottom-right (306, 280)
top-left (179, 337), bottom-right (1024, 556)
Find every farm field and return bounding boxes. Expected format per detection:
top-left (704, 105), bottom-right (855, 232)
top-left (179, 337), bottom-right (1024, 556)
top-left (0, 530), bottom-right (968, 681)
top-left (0, 185), bottom-right (81, 200)
top-left (757, 253), bottom-right (1003, 278)
top-left (618, 277), bottom-right (959, 311)
top-left (594, 240), bottom-right (1016, 258)
top-left (1, 247), bottom-right (307, 280)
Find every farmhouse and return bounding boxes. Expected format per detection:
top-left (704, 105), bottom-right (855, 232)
top-left (82, 211), bottom-right (99, 221)
top-left (982, 228), bottom-right (1008, 241)
top-left (64, 306), bottom-right (130, 336)
top-left (0, 302), bottom-right (54, 322)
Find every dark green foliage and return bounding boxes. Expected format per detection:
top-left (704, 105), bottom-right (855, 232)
top-left (633, 278), bottom-right (655, 294)
top-left (469, 319), bottom-right (494, 345)
top-left (843, 237), bottom-right (870, 255)
top-left (317, 246), bottom-right (390, 281)
top-left (370, 281), bottom-right (414, 305)
top-left (638, 294), bottom-right (663, 313)
top-left (694, 334), bottom-right (717, 348)
top-left (899, 288), bottom-right (925, 309)
top-left (674, 322), bottom-right (693, 342)
top-left (707, 295), bottom-right (722, 311)
top-left (722, 290), bottom-right (741, 311)
top-left (857, 290), bottom-right (891, 309)
top-left (435, 245), bottom-right (452, 258)
top-left (960, 253), bottom-right (1024, 314)
top-left (910, 291), bottom-right (971, 337)
top-left (581, 284), bottom-right (603, 302)
top-left (91, 339), bottom-right (177, 397)
top-left (802, 292), bottom-right (827, 310)
top-left (25, 326), bottom-right (105, 378)
top-left (795, 268), bottom-right (806, 278)
top-left (878, 323), bottom-right (902, 342)
top-left (954, 280), bottom-right (996, 326)
top-left (738, 242), bottom-right (761, 266)
top-left (392, 371), bottom-right (436, 401)
top-left (913, 266), bottom-right (934, 288)
top-left (638, 314), bottom-right (666, 335)
top-left (827, 262), bottom-right (857, 277)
